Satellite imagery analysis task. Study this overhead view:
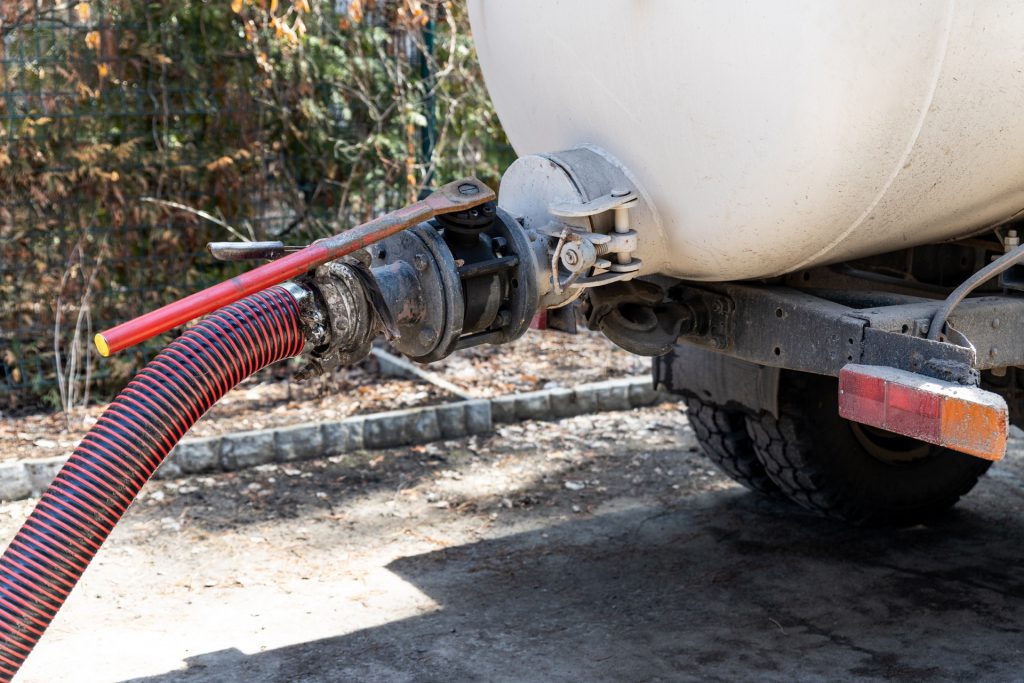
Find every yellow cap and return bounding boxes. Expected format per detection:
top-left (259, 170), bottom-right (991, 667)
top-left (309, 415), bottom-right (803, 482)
top-left (94, 333), bottom-right (110, 357)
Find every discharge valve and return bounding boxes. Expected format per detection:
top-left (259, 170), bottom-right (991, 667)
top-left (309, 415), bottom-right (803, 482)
top-left (280, 196), bottom-right (542, 378)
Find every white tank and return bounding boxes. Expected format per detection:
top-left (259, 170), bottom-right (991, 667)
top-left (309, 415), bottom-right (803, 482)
top-left (468, 1), bottom-right (1024, 281)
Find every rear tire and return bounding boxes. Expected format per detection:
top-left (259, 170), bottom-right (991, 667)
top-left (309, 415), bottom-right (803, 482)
top-left (746, 371), bottom-right (991, 526)
top-left (684, 397), bottom-right (778, 494)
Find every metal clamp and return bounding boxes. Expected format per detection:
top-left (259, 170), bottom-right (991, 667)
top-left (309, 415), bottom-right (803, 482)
top-left (542, 185), bottom-right (643, 292)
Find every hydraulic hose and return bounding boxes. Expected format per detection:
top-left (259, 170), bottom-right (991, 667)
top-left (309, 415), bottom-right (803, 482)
top-left (0, 286), bottom-right (305, 681)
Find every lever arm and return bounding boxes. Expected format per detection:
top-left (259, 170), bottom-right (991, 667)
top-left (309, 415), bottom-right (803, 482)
top-left (95, 178), bottom-right (494, 356)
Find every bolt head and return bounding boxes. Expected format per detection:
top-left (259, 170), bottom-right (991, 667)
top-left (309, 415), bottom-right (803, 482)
top-left (418, 326), bottom-right (435, 345)
top-left (992, 318), bottom-right (1001, 329)
top-left (414, 253), bottom-right (429, 271)
top-left (710, 300), bottom-right (724, 314)
top-left (611, 188), bottom-right (630, 197)
top-left (458, 182), bottom-right (479, 196)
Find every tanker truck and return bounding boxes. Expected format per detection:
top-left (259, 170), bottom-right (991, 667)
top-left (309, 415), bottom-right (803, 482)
top-left (2, 1), bottom-right (1024, 677)
top-left (466, 0), bottom-right (1024, 527)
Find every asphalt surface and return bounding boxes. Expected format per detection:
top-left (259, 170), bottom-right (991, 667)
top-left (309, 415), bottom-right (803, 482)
top-left (3, 402), bottom-right (1024, 682)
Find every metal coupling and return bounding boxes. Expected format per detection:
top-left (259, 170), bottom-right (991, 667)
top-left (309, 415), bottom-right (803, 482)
top-left (291, 262), bottom-right (379, 380)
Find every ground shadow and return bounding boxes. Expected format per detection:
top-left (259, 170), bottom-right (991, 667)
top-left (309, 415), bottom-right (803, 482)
top-left (122, 486), bottom-right (1024, 683)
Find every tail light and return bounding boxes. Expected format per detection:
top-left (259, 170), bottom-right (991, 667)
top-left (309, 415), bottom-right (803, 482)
top-left (838, 364), bottom-right (1008, 461)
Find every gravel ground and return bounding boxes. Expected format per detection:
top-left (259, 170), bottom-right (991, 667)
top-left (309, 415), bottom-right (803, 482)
top-left (3, 401), bottom-right (1024, 682)
top-left (0, 329), bottom-right (648, 463)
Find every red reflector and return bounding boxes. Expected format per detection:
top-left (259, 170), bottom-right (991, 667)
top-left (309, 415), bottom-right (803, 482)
top-left (885, 382), bottom-right (942, 443)
top-left (839, 364), bottom-right (1007, 461)
top-left (838, 370), bottom-right (886, 426)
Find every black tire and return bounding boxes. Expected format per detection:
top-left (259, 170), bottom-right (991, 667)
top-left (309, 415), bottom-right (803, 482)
top-left (745, 371), bottom-right (992, 526)
top-left (684, 397), bottom-right (778, 494)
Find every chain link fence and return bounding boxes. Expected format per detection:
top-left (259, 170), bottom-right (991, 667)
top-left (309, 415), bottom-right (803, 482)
top-left (1, 0), bottom-right (510, 412)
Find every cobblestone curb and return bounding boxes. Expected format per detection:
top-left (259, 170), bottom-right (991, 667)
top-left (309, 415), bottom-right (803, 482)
top-left (0, 377), bottom-right (665, 501)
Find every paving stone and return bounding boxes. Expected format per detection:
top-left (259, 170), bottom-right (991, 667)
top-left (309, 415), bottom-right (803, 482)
top-left (515, 392), bottom-right (551, 421)
top-left (408, 408), bottom-right (442, 444)
top-left (364, 408), bottom-right (441, 449)
top-left (154, 458), bottom-right (184, 480)
top-left (220, 431), bottom-right (275, 470)
top-left (568, 386), bottom-right (598, 415)
top-left (0, 463), bottom-right (32, 502)
top-left (490, 395), bottom-right (518, 424)
top-left (2, 378), bottom-right (653, 500)
top-left (591, 380), bottom-right (633, 412)
top-left (275, 423), bottom-right (324, 462)
top-left (435, 404), bottom-right (468, 439)
top-left (464, 399), bottom-right (493, 434)
top-left (627, 378), bottom-right (662, 406)
top-left (24, 456), bottom-right (67, 492)
top-left (169, 438), bottom-right (222, 474)
top-left (547, 387), bottom-right (581, 418)
top-left (321, 418), bottom-right (364, 454)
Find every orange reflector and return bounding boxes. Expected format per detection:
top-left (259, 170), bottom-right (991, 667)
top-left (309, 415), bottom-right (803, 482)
top-left (839, 364), bottom-right (1007, 461)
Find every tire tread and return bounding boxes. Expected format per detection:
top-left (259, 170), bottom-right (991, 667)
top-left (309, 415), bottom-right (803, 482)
top-left (684, 397), bottom-right (777, 494)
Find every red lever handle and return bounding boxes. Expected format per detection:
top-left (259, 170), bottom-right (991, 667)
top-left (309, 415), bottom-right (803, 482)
top-left (95, 178), bottom-right (494, 356)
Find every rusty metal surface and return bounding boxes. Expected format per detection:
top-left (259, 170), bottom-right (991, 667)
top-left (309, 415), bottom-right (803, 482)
top-left (856, 296), bottom-right (1024, 370)
top-left (95, 178), bottom-right (495, 356)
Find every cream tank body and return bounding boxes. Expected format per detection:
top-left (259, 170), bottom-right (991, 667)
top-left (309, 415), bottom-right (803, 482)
top-left (467, 0), bottom-right (1024, 281)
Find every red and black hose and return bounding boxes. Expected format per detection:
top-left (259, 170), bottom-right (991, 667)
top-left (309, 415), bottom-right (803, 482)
top-left (0, 286), bottom-right (305, 681)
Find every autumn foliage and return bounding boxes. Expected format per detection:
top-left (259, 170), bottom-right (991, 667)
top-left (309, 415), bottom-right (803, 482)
top-left (0, 0), bottom-right (509, 410)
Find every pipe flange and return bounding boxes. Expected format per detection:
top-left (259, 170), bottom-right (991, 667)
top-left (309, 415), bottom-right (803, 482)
top-left (370, 225), bottom-right (465, 362)
top-left (407, 224), bottom-right (465, 362)
top-left (489, 207), bottom-right (540, 344)
top-left (370, 229), bottom-right (445, 359)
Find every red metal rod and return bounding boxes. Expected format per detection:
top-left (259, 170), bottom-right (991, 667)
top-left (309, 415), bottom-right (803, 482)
top-left (95, 178), bottom-right (494, 356)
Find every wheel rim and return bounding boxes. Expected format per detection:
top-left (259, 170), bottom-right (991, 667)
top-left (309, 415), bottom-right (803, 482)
top-left (847, 421), bottom-right (934, 464)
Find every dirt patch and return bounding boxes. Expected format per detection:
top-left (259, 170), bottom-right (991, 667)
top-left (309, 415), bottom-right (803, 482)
top-left (0, 329), bottom-right (649, 464)
top-left (425, 327), bottom-right (648, 397)
top-left (4, 402), bottom-right (1023, 683)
